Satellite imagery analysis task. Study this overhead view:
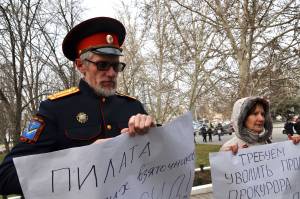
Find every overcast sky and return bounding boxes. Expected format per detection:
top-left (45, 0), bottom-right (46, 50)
top-left (81, 0), bottom-right (129, 20)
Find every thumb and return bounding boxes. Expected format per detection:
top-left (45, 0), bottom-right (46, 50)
top-left (93, 138), bottom-right (111, 144)
top-left (121, 128), bottom-right (129, 133)
top-left (230, 144), bottom-right (239, 155)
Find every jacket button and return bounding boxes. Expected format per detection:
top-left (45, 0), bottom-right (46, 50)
top-left (107, 124), bottom-right (112, 130)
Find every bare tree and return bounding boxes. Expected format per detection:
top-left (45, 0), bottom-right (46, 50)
top-left (0, 0), bottom-right (84, 149)
top-left (118, 0), bottom-right (190, 123)
top-left (116, 1), bottom-right (151, 97)
top-left (36, 0), bottom-right (83, 91)
top-left (165, 0), bottom-right (235, 119)
top-left (0, 0), bottom-right (43, 146)
top-left (117, 0), bottom-right (299, 121)
top-left (172, 0), bottom-right (299, 99)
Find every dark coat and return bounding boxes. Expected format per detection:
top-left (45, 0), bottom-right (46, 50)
top-left (200, 126), bottom-right (207, 135)
top-left (294, 120), bottom-right (300, 134)
top-left (0, 79), bottom-right (147, 195)
top-left (284, 122), bottom-right (295, 135)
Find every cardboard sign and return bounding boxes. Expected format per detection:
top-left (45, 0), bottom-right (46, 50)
top-left (210, 141), bottom-right (300, 199)
top-left (14, 112), bottom-right (195, 199)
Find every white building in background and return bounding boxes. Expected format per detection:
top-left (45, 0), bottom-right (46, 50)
top-left (211, 113), bottom-right (223, 125)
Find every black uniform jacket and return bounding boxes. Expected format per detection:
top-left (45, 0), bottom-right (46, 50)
top-left (0, 79), bottom-right (147, 195)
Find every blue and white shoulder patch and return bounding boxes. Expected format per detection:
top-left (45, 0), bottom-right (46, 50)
top-left (20, 116), bottom-right (45, 144)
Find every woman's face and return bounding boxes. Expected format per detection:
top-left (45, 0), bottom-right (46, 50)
top-left (245, 104), bottom-right (265, 134)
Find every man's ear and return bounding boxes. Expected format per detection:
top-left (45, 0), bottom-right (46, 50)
top-left (75, 58), bottom-right (86, 74)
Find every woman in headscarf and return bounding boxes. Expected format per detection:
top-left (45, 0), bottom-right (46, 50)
top-left (220, 96), bottom-right (300, 153)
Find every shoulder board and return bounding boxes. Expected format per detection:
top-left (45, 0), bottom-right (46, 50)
top-left (116, 92), bottom-right (137, 100)
top-left (48, 87), bottom-right (80, 100)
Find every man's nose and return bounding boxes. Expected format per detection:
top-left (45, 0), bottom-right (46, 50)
top-left (106, 66), bottom-right (117, 77)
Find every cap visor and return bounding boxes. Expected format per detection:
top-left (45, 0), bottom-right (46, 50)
top-left (91, 47), bottom-right (123, 56)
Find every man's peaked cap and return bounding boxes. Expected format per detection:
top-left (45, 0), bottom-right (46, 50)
top-left (62, 17), bottom-right (126, 61)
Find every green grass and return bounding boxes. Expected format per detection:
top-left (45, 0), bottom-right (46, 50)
top-left (193, 144), bottom-right (221, 185)
top-left (195, 144), bottom-right (221, 167)
top-left (0, 153), bottom-right (6, 162)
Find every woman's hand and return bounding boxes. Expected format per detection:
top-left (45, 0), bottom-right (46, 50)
top-left (225, 144), bottom-right (248, 155)
top-left (288, 135), bottom-right (300, 144)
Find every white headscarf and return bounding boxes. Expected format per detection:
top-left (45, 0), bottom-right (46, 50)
top-left (231, 96), bottom-right (273, 144)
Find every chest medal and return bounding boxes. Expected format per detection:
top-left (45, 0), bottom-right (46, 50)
top-left (76, 112), bottom-right (88, 124)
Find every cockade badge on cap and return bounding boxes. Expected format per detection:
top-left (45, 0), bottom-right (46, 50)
top-left (76, 112), bottom-right (88, 124)
top-left (106, 34), bottom-right (114, 44)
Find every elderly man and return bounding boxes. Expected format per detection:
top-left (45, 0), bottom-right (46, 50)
top-left (0, 17), bottom-right (155, 195)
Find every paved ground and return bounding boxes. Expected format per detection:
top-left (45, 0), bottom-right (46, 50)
top-left (191, 192), bottom-right (213, 199)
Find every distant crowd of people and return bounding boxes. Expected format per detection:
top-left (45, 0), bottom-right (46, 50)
top-left (195, 123), bottom-right (227, 143)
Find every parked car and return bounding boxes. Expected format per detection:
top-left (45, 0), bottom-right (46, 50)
top-left (222, 122), bottom-right (234, 135)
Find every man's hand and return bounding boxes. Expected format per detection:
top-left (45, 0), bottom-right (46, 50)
top-left (121, 114), bottom-right (155, 136)
top-left (93, 138), bottom-right (111, 144)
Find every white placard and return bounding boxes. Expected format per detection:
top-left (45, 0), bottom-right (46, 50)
top-left (14, 112), bottom-right (195, 199)
top-left (210, 141), bottom-right (300, 199)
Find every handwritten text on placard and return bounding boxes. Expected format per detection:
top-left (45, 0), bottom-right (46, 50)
top-left (210, 141), bottom-right (300, 199)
